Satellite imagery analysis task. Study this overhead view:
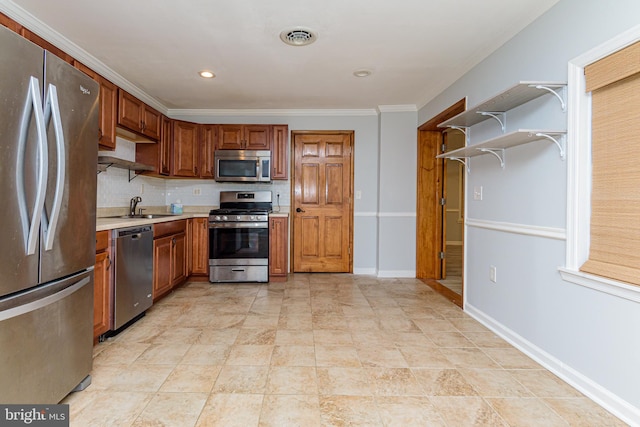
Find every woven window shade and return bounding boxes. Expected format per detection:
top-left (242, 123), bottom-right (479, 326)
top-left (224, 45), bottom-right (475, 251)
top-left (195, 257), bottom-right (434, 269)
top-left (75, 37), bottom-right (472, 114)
top-left (581, 43), bottom-right (640, 285)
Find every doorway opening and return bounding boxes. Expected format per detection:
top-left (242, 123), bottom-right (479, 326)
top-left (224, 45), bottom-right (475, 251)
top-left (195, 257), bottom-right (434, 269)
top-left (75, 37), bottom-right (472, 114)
top-left (416, 99), bottom-right (466, 307)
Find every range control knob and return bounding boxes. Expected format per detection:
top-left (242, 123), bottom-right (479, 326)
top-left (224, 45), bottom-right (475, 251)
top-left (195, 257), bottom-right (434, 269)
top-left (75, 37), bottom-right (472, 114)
top-left (250, 215), bottom-right (256, 220)
top-left (214, 216), bottom-right (221, 221)
top-left (236, 215), bottom-right (241, 220)
top-left (222, 216), bottom-right (228, 221)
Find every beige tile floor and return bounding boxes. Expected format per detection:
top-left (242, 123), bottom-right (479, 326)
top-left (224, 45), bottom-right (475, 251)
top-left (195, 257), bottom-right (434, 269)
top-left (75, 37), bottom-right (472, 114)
top-left (63, 274), bottom-right (627, 426)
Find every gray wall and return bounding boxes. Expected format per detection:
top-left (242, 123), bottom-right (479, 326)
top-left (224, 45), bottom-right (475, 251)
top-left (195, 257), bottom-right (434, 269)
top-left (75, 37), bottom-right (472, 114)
top-left (417, 0), bottom-right (640, 420)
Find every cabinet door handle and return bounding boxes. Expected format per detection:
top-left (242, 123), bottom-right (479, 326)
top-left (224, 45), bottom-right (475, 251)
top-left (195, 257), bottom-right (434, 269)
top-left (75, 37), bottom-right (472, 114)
top-left (106, 255), bottom-right (111, 270)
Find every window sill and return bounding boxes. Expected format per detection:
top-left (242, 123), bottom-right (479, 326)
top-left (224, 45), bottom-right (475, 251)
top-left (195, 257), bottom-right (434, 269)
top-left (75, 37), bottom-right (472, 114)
top-left (559, 267), bottom-right (640, 303)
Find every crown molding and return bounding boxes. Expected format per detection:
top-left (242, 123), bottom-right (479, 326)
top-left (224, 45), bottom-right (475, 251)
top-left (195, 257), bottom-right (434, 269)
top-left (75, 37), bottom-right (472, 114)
top-left (377, 104), bottom-right (418, 113)
top-left (168, 108), bottom-right (379, 118)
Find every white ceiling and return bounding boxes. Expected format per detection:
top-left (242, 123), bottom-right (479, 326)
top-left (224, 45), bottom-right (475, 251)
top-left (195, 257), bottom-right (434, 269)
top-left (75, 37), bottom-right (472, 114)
top-left (3, 0), bottom-right (560, 111)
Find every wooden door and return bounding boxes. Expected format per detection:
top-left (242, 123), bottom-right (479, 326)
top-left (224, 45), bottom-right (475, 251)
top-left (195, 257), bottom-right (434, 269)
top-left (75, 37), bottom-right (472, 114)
top-left (292, 131), bottom-right (353, 272)
top-left (93, 250), bottom-right (110, 339)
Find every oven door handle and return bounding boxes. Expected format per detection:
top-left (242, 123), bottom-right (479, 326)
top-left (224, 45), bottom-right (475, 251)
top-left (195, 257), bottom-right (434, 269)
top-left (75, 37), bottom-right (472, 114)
top-left (209, 222), bottom-right (268, 229)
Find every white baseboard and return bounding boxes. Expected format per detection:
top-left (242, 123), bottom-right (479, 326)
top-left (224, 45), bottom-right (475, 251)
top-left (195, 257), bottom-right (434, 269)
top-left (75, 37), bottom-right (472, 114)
top-left (353, 268), bottom-right (377, 275)
top-left (377, 270), bottom-right (416, 278)
top-left (465, 303), bottom-right (640, 426)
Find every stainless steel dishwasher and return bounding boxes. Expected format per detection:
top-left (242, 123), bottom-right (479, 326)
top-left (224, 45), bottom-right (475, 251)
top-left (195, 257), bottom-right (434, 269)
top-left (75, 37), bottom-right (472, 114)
top-left (112, 225), bottom-right (153, 330)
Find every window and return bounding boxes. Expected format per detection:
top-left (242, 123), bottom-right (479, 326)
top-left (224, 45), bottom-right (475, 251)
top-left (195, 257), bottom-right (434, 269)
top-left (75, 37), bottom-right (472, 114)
top-left (561, 27), bottom-right (640, 303)
top-left (580, 41), bottom-right (640, 285)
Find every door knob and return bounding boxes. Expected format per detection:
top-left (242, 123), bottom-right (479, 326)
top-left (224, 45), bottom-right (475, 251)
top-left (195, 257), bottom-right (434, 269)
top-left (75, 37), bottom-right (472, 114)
top-left (296, 207), bottom-right (305, 213)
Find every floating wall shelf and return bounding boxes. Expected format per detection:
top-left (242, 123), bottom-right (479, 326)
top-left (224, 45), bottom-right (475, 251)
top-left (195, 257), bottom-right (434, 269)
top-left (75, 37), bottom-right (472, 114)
top-left (436, 129), bottom-right (567, 171)
top-left (438, 81), bottom-right (567, 131)
top-left (97, 156), bottom-right (154, 181)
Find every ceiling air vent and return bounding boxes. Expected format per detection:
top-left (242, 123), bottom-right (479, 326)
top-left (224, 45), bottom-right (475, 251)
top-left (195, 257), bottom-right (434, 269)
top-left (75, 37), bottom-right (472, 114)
top-left (280, 28), bottom-right (317, 46)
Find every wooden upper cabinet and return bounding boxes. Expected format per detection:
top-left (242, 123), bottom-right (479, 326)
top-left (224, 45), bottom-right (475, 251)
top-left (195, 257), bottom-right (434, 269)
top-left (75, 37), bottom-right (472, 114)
top-left (141, 104), bottom-right (161, 140)
top-left (159, 116), bottom-right (172, 175)
top-left (172, 120), bottom-right (200, 177)
top-left (200, 125), bottom-right (217, 178)
top-left (0, 12), bottom-right (21, 33)
top-left (117, 89), bottom-right (161, 140)
top-left (20, 28), bottom-right (73, 63)
top-left (73, 61), bottom-right (117, 150)
top-left (245, 125), bottom-right (270, 149)
top-left (135, 115), bottom-right (172, 176)
top-left (271, 125), bottom-right (289, 180)
top-left (218, 124), bottom-right (270, 150)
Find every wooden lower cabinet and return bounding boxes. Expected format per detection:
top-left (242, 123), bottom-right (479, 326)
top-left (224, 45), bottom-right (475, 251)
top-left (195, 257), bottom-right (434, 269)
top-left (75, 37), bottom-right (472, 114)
top-left (94, 231), bottom-right (111, 341)
top-left (191, 218), bottom-right (209, 276)
top-left (153, 220), bottom-right (187, 301)
top-left (269, 216), bottom-right (288, 281)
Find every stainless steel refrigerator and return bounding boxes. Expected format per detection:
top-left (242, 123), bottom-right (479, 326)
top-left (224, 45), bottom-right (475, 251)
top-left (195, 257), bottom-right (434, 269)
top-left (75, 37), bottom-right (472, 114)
top-left (0, 25), bottom-right (99, 403)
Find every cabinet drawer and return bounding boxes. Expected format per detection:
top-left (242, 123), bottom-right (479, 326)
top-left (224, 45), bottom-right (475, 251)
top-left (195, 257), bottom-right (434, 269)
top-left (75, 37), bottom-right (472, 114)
top-left (96, 230), bottom-right (109, 253)
top-left (154, 220), bottom-right (187, 239)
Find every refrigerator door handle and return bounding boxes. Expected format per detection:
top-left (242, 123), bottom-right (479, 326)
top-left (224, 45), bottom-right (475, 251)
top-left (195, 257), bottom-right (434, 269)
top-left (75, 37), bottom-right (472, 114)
top-left (16, 76), bottom-right (48, 256)
top-left (42, 83), bottom-right (65, 251)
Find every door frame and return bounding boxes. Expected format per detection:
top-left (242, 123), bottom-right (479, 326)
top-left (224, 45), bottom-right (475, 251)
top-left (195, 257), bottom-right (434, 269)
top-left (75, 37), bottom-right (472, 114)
top-left (289, 130), bottom-right (355, 273)
top-left (416, 99), bottom-right (466, 307)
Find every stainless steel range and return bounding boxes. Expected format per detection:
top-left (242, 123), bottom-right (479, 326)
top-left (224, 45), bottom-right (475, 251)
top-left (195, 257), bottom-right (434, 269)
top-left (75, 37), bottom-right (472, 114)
top-left (209, 191), bottom-right (272, 283)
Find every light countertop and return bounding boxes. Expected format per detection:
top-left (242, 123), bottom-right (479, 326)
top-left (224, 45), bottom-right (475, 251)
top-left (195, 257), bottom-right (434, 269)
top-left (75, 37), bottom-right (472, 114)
top-left (97, 206), bottom-right (289, 231)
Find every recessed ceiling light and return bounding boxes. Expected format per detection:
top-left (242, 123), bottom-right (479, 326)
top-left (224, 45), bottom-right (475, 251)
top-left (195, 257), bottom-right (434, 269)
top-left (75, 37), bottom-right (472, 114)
top-left (353, 69), bottom-right (372, 78)
top-left (199, 70), bottom-right (215, 78)
top-left (280, 27), bottom-right (317, 46)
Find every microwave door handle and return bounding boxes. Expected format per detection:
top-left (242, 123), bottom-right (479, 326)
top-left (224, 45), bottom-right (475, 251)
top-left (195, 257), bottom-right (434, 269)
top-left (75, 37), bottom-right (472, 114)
top-left (256, 159), bottom-right (260, 177)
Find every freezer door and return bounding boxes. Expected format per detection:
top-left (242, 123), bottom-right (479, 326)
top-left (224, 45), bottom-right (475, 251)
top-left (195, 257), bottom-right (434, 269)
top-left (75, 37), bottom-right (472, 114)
top-left (40, 53), bottom-right (99, 284)
top-left (0, 26), bottom-right (45, 297)
top-left (0, 270), bottom-right (93, 403)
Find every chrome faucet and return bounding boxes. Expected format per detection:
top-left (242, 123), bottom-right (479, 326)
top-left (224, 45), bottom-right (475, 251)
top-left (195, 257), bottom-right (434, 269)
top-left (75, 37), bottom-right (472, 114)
top-left (129, 196), bottom-right (142, 216)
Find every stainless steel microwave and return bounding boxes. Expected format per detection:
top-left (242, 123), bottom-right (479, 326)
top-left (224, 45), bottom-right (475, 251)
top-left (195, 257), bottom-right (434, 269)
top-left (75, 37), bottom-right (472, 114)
top-left (214, 150), bottom-right (271, 182)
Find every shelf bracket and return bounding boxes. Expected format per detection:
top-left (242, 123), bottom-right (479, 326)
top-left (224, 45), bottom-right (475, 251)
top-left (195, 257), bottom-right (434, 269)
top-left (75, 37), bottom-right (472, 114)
top-left (535, 132), bottom-right (566, 160)
top-left (128, 169), bottom-right (140, 182)
top-left (530, 84), bottom-right (567, 112)
top-left (477, 148), bottom-right (505, 168)
top-left (444, 125), bottom-right (468, 136)
top-left (449, 157), bottom-right (470, 173)
top-left (477, 111), bottom-right (506, 132)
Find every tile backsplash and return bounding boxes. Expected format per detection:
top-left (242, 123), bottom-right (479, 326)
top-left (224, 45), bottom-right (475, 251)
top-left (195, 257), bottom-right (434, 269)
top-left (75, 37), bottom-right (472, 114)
top-left (97, 138), bottom-right (291, 209)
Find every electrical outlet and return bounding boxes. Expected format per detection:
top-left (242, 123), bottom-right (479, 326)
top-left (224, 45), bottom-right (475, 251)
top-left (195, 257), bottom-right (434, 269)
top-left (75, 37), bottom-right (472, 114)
top-left (355, 190), bottom-right (362, 200)
top-left (489, 265), bottom-right (497, 283)
top-left (193, 188), bottom-right (201, 196)
top-left (473, 186), bottom-right (483, 200)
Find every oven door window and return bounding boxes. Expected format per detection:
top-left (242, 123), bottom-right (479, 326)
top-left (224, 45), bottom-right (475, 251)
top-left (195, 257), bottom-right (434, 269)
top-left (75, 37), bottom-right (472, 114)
top-left (210, 226), bottom-right (269, 260)
top-left (218, 159), bottom-right (258, 179)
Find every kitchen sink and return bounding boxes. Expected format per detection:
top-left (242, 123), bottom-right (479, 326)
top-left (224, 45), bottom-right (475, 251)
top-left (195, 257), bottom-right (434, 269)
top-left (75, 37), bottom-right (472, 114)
top-left (102, 214), bottom-right (178, 219)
